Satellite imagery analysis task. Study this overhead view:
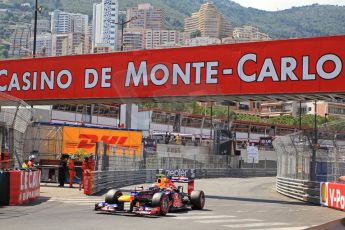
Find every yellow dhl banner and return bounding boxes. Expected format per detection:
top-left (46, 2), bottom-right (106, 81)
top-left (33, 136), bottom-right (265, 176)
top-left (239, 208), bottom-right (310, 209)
top-left (63, 126), bottom-right (142, 156)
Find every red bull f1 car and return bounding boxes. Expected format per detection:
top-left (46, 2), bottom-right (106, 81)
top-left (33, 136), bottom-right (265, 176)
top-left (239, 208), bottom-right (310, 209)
top-left (94, 175), bottom-right (205, 216)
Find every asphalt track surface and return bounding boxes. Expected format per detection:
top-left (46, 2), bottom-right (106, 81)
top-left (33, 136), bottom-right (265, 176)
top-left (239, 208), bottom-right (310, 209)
top-left (1, 177), bottom-right (344, 230)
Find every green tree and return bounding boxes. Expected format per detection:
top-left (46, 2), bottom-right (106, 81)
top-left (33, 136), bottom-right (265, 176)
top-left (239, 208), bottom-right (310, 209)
top-left (2, 49), bottom-right (8, 59)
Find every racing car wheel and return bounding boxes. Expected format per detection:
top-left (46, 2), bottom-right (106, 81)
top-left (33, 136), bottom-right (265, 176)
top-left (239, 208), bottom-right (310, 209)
top-left (190, 190), bottom-right (205, 210)
top-left (105, 189), bottom-right (123, 207)
top-left (152, 193), bottom-right (169, 216)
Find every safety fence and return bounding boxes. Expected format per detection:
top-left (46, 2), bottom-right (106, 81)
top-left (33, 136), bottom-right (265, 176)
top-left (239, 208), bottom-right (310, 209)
top-left (274, 124), bottom-right (345, 205)
top-left (96, 142), bottom-right (274, 170)
top-left (274, 129), bottom-right (345, 182)
top-left (0, 93), bottom-right (33, 169)
top-left (84, 168), bottom-right (277, 195)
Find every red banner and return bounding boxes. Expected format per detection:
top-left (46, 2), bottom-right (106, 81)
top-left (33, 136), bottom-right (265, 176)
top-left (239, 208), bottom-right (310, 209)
top-left (9, 170), bottom-right (41, 205)
top-left (320, 182), bottom-right (345, 211)
top-left (0, 35), bottom-right (344, 103)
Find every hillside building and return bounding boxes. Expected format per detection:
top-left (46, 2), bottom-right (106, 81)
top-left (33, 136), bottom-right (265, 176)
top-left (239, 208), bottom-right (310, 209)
top-left (184, 37), bottom-right (221, 46)
top-left (126, 3), bottom-right (165, 30)
top-left (92, 0), bottom-right (119, 51)
top-left (232, 25), bottom-right (270, 42)
top-left (31, 19), bottom-right (50, 34)
top-left (50, 10), bottom-right (90, 55)
top-left (51, 10), bottom-right (88, 34)
top-left (145, 29), bottom-right (179, 49)
top-left (31, 33), bottom-right (52, 57)
top-left (184, 2), bottom-right (231, 39)
top-left (9, 26), bottom-right (32, 57)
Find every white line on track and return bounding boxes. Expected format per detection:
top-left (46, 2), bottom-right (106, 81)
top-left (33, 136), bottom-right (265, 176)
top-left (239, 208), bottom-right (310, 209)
top-left (196, 219), bottom-right (262, 224)
top-left (174, 215), bottom-right (235, 220)
top-left (251, 227), bottom-right (310, 230)
top-left (223, 222), bottom-right (289, 228)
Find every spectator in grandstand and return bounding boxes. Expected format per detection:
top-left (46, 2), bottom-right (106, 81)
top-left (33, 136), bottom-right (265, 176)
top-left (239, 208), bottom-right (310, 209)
top-left (192, 134), bottom-right (197, 146)
top-left (58, 156), bottom-right (67, 187)
top-left (176, 134), bottom-right (182, 145)
top-left (165, 132), bottom-right (170, 144)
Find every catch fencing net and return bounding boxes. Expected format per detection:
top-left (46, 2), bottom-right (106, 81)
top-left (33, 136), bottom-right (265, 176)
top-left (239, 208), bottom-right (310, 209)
top-left (274, 122), bottom-right (345, 182)
top-left (0, 92), bottom-right (33, 169)
top-left (95, 142), bottom-right (239, 171)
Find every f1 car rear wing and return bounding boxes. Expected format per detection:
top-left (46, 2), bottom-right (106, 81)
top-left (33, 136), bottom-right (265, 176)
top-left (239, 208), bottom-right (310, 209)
top-left (157, 169), bottom-right (196, 194)
top-left (170, 176), bottom-right (191, 183)
top-left (157, 169), bottom-right (196, 181)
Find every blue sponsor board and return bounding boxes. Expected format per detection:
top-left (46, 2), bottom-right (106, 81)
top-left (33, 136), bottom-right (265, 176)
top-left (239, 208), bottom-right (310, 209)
top-left (157, 169), bottom-right (196, 179)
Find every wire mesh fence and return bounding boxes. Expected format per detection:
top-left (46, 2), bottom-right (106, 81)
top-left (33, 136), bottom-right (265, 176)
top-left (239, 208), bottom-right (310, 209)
top-left (95, 142), bottom-right (276, 171)
top-left (274, 123), bottom-right (345, 182)
top-left (23, 123), bottom-right (64, 161)
top-left (0, 92), bottom-right (33, 169)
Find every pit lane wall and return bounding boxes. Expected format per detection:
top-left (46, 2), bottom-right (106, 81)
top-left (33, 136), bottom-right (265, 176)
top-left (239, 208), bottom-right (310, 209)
top-left (83, 168), bottom-right (276, 195)
top-left (0, 170), bottom-right (41, 205)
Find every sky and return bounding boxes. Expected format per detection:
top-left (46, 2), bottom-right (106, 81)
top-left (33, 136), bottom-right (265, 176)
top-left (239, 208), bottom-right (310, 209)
top-left (230, 0), bottom-right (345, 11)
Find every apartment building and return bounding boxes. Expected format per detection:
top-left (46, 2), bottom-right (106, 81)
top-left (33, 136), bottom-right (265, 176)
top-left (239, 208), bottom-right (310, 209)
top-left (126, 3), bottom-right (165, 30)
top-left (145, 29), bottom-right (179, 49)
top-left (32, 33), bottom-right (52, 57)
top-left (92, 0), bottom-right (119, 51)
top-left (51, 10), bottom-right (88, 34)
top-left (122, 29), bottom-right (144, 51)
top-left (184, 2), bottom-right (231, 39)
top-left (51, 33), bottom-right (73, 56)
top-left (9, 26), bottom-right (32, 57)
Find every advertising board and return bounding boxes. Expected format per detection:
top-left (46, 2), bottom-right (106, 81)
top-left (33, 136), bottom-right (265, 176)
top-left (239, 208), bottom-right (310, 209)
top-left (63, 126), bottom-right (142, 156)
top-left (247, 145), bottom-right (259, 163)
top-left (9, 170), bottom-right (41, 205)
top-left (0, 36), bottom-right (344, 103)
top-left (320, 182), bottom-right (345, 211)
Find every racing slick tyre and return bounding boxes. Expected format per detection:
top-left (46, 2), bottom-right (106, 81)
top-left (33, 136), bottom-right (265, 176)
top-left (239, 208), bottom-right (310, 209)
top-left (105, 189), bottom-right (124, 210)
top-left (152, 193), bottom-right (169, 216)
top-left (190, 190), bottom-right (205, 210)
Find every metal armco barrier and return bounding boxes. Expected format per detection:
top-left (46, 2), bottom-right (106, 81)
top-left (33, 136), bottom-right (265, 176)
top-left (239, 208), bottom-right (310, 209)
top-left (85, 168), bottom-right (277, 195)
top-left (196, 168), bottom-right (277, 179)
top-left (276, 177), bottom-right (320, 204)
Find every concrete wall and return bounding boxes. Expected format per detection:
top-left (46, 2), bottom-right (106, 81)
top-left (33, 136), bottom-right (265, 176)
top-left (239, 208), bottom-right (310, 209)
top-left (238, 149), bottom-right (277, 162)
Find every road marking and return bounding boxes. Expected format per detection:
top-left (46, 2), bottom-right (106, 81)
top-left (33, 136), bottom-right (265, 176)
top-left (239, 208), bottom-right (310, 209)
top-left (252, 227), bottom-right (310, 230)
top-left (223, 222), bottom-right (288, 228)
top-left (174, 212), bottom-right (216, 216)
top-left (174, 215), bottom-right (235, 220)
top-left (43, 197), bottom-right (102, 205)
top-left (196, 219), bottom-right (262, 224)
